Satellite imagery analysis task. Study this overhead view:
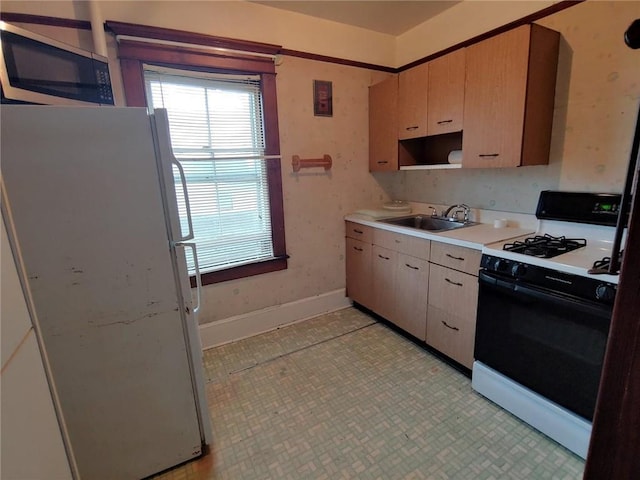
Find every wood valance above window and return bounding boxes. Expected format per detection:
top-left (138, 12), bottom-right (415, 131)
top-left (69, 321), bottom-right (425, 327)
top-left (105, 20), bottom-right (282, 56)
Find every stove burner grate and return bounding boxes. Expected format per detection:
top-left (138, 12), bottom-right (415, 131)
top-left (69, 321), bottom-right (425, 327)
top-left (591, 250), bottom-right (624, 272)
top-left (503, 234), bottom-right (587, 258)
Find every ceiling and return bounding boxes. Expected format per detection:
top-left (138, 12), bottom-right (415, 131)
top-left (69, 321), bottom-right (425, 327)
top-left (251, 1), bottom-right (461, 36)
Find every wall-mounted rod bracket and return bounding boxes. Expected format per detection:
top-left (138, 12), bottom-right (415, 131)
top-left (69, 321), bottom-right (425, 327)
top-left (292, 154), bottom-right (332, 173)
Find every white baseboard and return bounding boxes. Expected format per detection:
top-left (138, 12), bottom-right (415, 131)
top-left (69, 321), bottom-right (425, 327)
top-left (198, 289), bottom-right (352, 350)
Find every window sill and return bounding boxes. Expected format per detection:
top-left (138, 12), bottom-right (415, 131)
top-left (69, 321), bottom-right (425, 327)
top-left (190, 256), bottom-right (288, 287)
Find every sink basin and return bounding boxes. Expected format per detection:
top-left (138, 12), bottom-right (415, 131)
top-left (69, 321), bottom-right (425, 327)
top-left (381, 214), bottom-right (477, 232)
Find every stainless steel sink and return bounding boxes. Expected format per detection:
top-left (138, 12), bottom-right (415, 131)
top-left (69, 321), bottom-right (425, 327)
top-left (381, 214), bottom-right (477, 232)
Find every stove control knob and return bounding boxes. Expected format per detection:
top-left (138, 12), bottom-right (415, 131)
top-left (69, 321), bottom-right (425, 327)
top-left (511, 263), bottom-right (527, 277)
top-left (595, 284), bottom-right (616, 302)
top-left (493, 259), bottom-right (508, 272)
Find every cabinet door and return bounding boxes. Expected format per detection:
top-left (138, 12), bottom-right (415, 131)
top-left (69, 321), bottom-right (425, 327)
top-left (463, 24), bottom-right (559, 168)
top-left (427, 264), bottom-right (479, 368)
top-left (394, 254), bottom-right (429, 340)
top-left (463, 26), bottom-right (530, 168)
top-left (427, 305), bottom-right (476, 369)
top-left (371, 245), bottom-right (397, 321)
top-left (398, 62), bottom-right (428, 140)
top-left (369, 76), bottom-right (398, 171)
top-left (346, 237), bottom-right (373, 308)
top-left (427, 49), bottom-right (465, 135)
top-left (428, 264), bottom-right (478, 319)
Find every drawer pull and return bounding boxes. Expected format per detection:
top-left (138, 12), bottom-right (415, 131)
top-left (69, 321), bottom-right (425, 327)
top-left (377, 160), bottom-right (389, 164)
top-left (437, 119), bottom-right (453, 124)
top-left (378, 254), bottom-right (390, 260)
top-left (442, 320), bottom-right (460, 331)
top-left (445, 253), bottom-right (465, 261)
top-left (353, 229), bottom-right (364, 234)
top-left (353, 246), bottom-right (364, 252)
top-left (405, 263), bottom-right (419, 270)
top-left (445, 278), bottom-right (463, 287)
top-left (479, 153), bottom-right (500, 158)
top-left (406, 126), bottom-right (419, 131)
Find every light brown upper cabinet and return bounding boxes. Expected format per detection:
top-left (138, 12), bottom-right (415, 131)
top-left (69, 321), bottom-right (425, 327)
top-left (427, 49), bottom-right (466, 136)
top-left (462, 24), bottom-right (560, 168)
top-left (398, 62), bottom-right (429, 140)
top-left (369, 75), bottom-right (398, 172)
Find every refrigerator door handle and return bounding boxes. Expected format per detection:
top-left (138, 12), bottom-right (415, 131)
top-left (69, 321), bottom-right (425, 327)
top-left (172, 159), bottom-right (195, 242)
top-left (175, 241), bottom-right (202, 315)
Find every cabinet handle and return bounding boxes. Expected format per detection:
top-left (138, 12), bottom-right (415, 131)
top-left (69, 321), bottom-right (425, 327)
top-left (479, 153), bottom-right (500, 158)
top-left (377, 160), bottom-right (389, 165)
top-left (437, 119), bottom-right (453, 124)
top-left (445, 253), bottom-right (465, 261)
top-left (378, 254), bottom-right (390, 260)
top-left (445, 278), bottom-right (463, 287)
top-left (353, 229), bottom-right (363, 234)
top-left (405, 263), bottom-right (419, 270)
top-left (441, 320), bottom-right (460, 331)
top-left (353, 246), bottom-right (364, 252)
top-left (406, 126), bottom-right (419, 131)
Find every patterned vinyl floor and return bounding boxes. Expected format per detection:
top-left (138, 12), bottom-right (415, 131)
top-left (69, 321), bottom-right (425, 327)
top-left (154, 307), bottom-right (585, 479)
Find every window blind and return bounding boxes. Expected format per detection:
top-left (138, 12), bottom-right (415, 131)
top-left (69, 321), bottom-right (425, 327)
top-left (144, 66), bottom-right (274, 274)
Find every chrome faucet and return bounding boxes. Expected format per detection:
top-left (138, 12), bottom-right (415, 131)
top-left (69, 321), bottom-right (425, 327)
top-left (443, 204), bottom-right (471, 222)
top-left (427, 206), bottom-right (438, 217)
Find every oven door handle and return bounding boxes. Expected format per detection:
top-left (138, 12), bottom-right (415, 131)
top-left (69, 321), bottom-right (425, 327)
top-left (479, 271), bottom-right (612, 319)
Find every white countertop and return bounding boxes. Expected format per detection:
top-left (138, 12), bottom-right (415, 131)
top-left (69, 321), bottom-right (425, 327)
top-left (344, 212), bottom-right (535, 250)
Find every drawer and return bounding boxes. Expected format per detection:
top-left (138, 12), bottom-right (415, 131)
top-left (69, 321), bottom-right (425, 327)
top-left (345, 221), bottom-right (373, 243)
top-left (430, 242), bottom-right (481, 275)
top-left (428, 264), bottom-right (478, 319)
top-left (426, 305), bottom-right (476, 369)
top-left (373, 228), bottom-right (430, 260)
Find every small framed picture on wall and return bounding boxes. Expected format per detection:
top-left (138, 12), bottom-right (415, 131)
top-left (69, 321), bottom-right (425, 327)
top-left (313, 80), bottom-right (333, 117)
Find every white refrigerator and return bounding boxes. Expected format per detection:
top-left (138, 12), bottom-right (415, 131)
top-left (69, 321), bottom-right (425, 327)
top-left (1, 105), bottom-right (212, 479)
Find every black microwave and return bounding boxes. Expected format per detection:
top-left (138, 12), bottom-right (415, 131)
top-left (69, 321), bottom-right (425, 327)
top-left (0, 22), bottom-right (114, 106)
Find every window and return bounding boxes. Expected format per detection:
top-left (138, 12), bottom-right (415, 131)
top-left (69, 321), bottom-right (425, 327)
top-left (145, 67), bottom-right (275, 275)
top-left (110, 22), bottom-right (287, 285)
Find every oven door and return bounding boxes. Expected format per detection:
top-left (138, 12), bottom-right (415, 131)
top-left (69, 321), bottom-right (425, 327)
top-left (475, 270), bottom-right (612, 421)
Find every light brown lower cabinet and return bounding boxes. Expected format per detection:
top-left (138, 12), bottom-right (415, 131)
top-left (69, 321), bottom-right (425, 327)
top-left (371, 245), bottom-right (397, 322)
top-left (345, 222), bottom-right (480, 364)
top-left (426, 263), bottom-right (479, 368)
top-left (345, 237), bottom-right (373, 307)
top-left (393, 253), bottom-right (429, 340)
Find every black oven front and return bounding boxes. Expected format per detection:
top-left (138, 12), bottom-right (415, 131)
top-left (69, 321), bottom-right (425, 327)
top-left (474, 255), bottom-right (615, 421)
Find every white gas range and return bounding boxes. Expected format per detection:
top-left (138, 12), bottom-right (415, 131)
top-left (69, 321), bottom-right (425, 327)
top-left (472, 191), bottom-right (623, 460)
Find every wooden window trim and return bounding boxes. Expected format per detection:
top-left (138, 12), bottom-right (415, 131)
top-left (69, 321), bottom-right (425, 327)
top-left (106, 20), bottom-right (281, 56)
top-left (113, 24), bottom-right (287, 286)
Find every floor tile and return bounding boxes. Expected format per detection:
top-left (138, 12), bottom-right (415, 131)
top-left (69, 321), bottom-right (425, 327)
top-left (155, 307), bottom-right (585, 479)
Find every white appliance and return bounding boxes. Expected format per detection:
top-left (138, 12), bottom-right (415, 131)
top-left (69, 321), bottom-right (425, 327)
top-left (1, 105), bottom-right (211, 479)
top-left (1, 218), bottom-right (73, 479)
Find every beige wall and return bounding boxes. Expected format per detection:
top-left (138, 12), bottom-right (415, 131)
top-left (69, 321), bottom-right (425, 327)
top-left (395, 1), bottom-right (555, 66)
top-left (379, 0), bottom-right (640, 214)
top-left (1, 0), bottom-right (396, 66)
top-left (203, 57), bottom-right (389, 322)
